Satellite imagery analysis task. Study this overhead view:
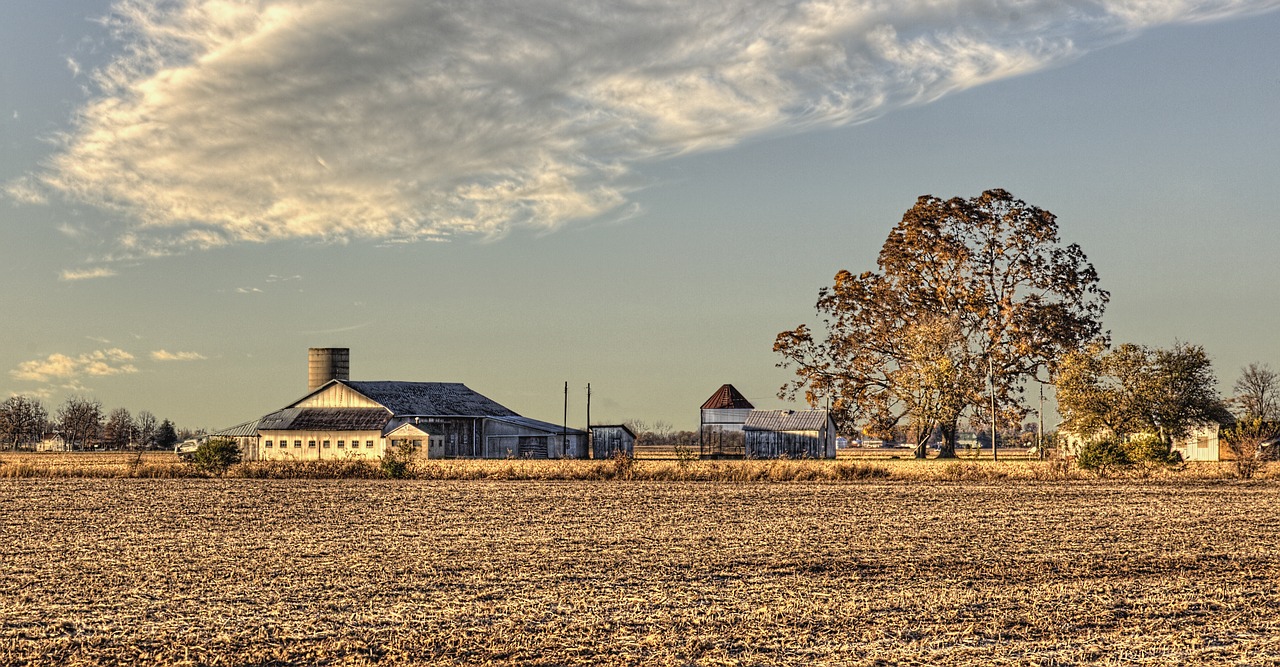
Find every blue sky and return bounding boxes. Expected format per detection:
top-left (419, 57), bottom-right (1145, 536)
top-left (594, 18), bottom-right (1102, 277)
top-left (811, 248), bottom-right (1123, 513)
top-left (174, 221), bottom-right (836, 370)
top-left (2, 0), bottom-right (1278, 432)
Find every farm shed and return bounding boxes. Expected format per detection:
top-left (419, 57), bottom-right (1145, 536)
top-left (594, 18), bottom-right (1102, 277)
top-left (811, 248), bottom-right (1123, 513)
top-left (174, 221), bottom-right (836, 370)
top-left (743, 409), bottom-right (837, 459)
top-left (590, 424), bottom-right (636, 459)
top-left (700, 384), bottom-right (753, 458)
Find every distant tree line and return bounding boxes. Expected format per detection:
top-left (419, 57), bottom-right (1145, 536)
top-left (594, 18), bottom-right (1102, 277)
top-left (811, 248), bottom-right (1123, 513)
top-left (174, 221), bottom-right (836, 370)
top-left (0, 394), bottom-right (188, 451)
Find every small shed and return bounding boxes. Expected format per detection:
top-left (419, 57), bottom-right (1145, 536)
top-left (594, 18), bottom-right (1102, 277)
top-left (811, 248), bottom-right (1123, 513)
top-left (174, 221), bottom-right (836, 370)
top-left (590, 424), bottom-right (636, 459)
top-left (743, 409), bottom-right (836, 459)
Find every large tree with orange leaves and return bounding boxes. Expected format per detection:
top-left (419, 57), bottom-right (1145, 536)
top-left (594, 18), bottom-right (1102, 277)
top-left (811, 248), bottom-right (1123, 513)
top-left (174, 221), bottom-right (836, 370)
top-left (775, 189), bottom-right (1108, 458)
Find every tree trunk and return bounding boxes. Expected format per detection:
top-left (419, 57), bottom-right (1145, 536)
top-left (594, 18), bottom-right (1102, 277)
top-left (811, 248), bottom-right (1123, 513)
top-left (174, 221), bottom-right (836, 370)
top-left (936, 422), bottom-right (959, 459)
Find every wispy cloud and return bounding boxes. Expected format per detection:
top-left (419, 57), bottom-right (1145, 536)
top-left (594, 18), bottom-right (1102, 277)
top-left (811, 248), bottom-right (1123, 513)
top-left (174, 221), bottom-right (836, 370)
top-left (10, 0), bottom-right (1280, 257)
top-left (60, 266), bottom-right (117, 281)
top-left (10, 349), bottom-right (139, 383)
top-left (150, 349), bottom-right (207, 361)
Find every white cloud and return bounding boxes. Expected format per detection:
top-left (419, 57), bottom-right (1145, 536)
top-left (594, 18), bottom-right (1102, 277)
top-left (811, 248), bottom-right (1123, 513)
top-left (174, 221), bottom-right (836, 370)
top-left (150, 349), bottom-right (207, 361)
top-left (11, 0), bottom-right (1280, 257)
top-left (10, 349), bottom-right (139, 383)
top-left (60, 266), bottom-right (118, 281)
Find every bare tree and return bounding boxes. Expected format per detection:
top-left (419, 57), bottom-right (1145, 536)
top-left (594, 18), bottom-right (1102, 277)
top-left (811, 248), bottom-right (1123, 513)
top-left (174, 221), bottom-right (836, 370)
top-left (57, 396), bottom-right (103, 451)
top-left (103, 407), bottom-right (137, 450)
top-left (0, 395), bottom-right (49, 450)
top-left (1233, 363), bottom-right (1279, 421)
top-left (135, 411), bottom-right (158, 450)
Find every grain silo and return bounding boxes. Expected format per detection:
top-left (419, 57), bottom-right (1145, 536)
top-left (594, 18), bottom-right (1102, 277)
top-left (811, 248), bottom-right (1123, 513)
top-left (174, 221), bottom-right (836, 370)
top-left (308, 347), bottom-right (350, 391)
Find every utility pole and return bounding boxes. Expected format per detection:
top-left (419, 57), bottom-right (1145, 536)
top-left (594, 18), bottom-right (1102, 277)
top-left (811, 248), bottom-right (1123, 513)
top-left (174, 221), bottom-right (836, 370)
top-left (990, 353), bottom-right (998, 462)
top-left (562, 381), bottom-right (568, 456)
top-left (586, 383), bottom-right (592, 459)
top-left (1038, 382), bottom-right (1045, 460)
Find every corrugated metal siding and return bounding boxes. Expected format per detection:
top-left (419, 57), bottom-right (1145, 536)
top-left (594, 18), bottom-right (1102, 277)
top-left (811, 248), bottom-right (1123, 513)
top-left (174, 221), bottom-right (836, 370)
top-left (743, 410), bottom-right (831, 432)
top-left (590, 425), bottom-right (635, 459)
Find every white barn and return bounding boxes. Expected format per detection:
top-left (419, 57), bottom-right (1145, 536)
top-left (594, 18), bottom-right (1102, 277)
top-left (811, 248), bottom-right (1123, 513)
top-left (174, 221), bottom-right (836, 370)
top-left (255, 379), bottom-right (588, 461)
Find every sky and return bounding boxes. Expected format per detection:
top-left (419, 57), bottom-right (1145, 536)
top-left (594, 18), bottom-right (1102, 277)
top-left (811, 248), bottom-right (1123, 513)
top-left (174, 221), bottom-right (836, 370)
top-left (2, 0), bottom-right (1278, 433)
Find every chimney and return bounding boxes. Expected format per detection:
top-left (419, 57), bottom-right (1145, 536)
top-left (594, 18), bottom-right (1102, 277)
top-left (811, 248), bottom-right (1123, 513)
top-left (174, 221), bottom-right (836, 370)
top-left (308, 347), bottom-right (350, 391)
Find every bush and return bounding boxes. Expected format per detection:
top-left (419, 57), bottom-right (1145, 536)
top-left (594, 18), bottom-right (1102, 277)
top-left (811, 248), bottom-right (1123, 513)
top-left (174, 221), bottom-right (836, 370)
top-left (190, 438), bottom-right (241, 475)
top-left (1223, 418), bottom-right (1279, 480)
top-left (1122, 432), bottom-right (1178, 465)
top-left (380, 441), bottom-right (415, 479)
top-left (1075, 438), bottom-right (1130, 475)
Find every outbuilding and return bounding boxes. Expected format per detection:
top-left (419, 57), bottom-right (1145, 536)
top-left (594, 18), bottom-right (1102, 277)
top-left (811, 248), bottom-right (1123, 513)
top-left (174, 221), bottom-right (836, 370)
top-left (743, 409), bottom-right (837, 459)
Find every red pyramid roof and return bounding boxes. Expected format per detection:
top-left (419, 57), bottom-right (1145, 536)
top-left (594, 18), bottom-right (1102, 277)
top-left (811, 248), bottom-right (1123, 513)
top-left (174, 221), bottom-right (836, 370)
top-left (700, 384), bottom-right (754, 410)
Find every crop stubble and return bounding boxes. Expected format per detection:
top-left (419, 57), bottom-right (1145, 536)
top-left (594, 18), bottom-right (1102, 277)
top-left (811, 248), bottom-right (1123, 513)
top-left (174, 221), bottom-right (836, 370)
top-left (1, 479), bottom-right (1277, 666)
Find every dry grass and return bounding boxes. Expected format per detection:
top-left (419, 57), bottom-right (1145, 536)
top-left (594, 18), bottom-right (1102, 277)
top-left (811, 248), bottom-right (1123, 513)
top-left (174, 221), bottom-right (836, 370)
top-left (2, 451), bottom-right (1268, 482)
top-left (1, 478), bottom-right (1278, 665)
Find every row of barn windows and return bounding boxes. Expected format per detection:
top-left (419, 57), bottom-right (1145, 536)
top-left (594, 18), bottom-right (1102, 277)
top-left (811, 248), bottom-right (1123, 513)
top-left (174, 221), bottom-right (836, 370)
top-left (263, 439), bottom-right (376, 449)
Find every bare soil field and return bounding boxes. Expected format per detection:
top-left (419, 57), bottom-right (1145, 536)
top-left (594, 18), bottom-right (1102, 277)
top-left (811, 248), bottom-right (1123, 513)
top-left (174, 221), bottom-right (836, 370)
top-left (1, 479), bottom-right (1277, 666)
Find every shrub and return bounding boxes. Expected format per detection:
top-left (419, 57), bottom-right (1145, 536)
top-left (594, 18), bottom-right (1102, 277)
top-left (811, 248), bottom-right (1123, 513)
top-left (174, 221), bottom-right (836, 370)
top-left (1122, 432), bottom-right (1177, 465)
top-left (1075, 438), bottom-right (1130, 475)
top-left (380, 441), bottom-right (415, 479)
top-left (1223, 418), bottom-right (1279, 480)
top-left (190, 438), bottom-right (242, 475)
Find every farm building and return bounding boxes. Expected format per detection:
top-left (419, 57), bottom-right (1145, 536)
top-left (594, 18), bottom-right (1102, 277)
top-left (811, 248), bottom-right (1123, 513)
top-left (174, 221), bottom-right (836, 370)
top-left (1171, 423), bottom-right (1221, 462)
top-left (743, 409), bottom-right (837, 459)
top-left (249, 348), bottom-right (587, 461)
top-left (699, 384), bottom-right (753, 458)
top-left (205, 418), bottom-right (262, 460)
top-left (590, 424), bottom-right (636, 459)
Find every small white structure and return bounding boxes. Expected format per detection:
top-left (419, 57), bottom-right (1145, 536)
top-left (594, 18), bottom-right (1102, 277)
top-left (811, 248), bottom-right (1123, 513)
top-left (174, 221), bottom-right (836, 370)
top-left (1171, 423), bottom-right (1221, 462)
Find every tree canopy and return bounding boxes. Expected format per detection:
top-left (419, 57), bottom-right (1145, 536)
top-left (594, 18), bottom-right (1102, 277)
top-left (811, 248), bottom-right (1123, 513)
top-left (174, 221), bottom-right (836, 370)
top-left (1055, 341), bottom-right (1231, 446)
top-left (775, 189), bottom-right (1108, 457)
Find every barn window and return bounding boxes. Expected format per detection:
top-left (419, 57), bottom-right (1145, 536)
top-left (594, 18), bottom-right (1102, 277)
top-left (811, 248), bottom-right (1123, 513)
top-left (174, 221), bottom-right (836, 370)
top-left (294, 440), bottom-right (302, 448)
top-left (308, 440), bottom-right (316, 448)
top-left (412, 439), bottom-right (422, 449)
top-left (323, 440), bottom-right (330, 448)
top-left (337, 440), bottom-right (345, 448)
top-left (366, 440), bottom-right (374, 448)
top-left (264, 440), bottom-right (273, 448)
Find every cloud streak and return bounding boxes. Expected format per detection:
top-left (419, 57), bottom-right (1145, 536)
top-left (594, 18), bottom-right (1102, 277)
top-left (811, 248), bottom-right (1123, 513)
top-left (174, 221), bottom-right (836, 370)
top-left (11, 0), bottom-right (1280, 257)
top-left (150, 350), bottom-right (207, 362)
top-left (10, 349), bottom-right (139, 383)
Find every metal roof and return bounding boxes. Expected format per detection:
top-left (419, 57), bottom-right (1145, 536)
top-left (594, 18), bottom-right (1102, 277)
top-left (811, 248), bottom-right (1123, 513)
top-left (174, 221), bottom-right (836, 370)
top-left (209, 418), bottom-right (262, 438)
top-left (344, 381), bottom-right (518, 417)
top-left (700, 384), bottom-right (754, 410)
top-left (258, 407), bottom-right (391, 431)
top-left (743, 409), bottom-right (831, 432)
top-left (490, 415), bottom-right (588, 436)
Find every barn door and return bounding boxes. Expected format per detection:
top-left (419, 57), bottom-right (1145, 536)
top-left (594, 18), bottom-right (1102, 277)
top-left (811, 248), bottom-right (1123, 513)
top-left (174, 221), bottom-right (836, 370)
top-left (428, 435), bottom-right (445, 458)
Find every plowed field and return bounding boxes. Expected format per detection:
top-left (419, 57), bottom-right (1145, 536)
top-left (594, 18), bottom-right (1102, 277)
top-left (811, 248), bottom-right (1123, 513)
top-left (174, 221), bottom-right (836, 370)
top-left (2, 479), bottom-right (1277, 665)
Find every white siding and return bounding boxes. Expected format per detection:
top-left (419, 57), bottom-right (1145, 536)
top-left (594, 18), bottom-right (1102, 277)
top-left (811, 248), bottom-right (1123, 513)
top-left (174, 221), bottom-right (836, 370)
top-left (295, 383), bottom-right (382, 409)
top-left (258, 429), bottom-right (385, 461)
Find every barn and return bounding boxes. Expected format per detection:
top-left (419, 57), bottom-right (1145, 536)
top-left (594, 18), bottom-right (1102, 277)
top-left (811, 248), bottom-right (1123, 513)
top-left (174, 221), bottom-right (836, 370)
top-left (743, 409), bottom-right (837, 459)
top-left (250, 348), bottom-right (587, 461)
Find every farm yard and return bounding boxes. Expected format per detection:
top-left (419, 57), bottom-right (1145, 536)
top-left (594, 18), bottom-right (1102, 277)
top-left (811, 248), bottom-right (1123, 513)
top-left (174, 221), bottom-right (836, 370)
top-left (2, 477), bottom-right (1278, 665)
